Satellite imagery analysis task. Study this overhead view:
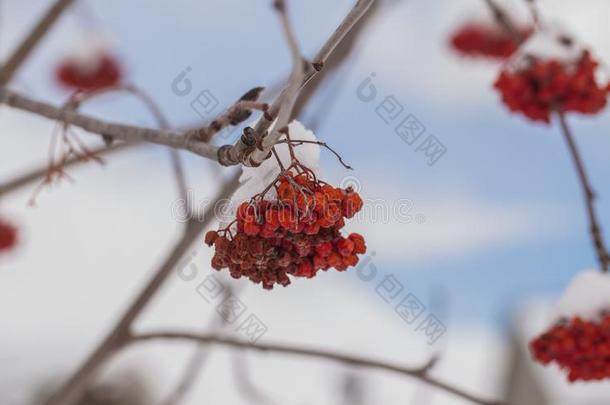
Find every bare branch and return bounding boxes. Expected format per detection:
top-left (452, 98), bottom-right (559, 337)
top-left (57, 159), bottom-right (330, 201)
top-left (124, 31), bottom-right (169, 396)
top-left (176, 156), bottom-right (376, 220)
top-left (557, 111), bottom-right (610, 272)
top-left (185, 89), bottom-right (269, 142)
top-left (218, 0), bottom-right (376, 167)
top-left (0, 88), bottom-right (220, 160)
top-left (0, 85), bottom-right (190, 202)
top-left (43, 173), bottom-right (242, 405)
top-left (482, 0), bottom-right (525, 44)
top-left (159, 284), bottom-right (235, 405)
top-left (0, 0), bottom-right (76, 85)
top-left (130, 331), bottom-right (506, 405)
top-left (293, 0), bottom-right (382, 120)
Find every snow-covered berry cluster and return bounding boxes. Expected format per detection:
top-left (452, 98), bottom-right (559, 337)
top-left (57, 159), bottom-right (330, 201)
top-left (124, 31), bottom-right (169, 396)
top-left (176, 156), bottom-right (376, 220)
top-left (450, 23), bottom-right (530, 59)
top-left (494, 49), bottom-right (610, 123)
top-left (0, 218), bottom-right (17, 253)
top-left (205, 170), bottom-right (366, 290)
top-left (530, 313), bottom-right (610, 381)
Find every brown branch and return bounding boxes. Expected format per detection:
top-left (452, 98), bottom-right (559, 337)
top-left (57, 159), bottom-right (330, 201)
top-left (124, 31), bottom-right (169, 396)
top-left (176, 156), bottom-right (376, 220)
top-left (0, 85), bottom-right (190, 202)
top-left (0, 0), bottom-right (76, 85)
top-left (482, 0), bottom-right (525, 44)
top-left (129, 331), bottom-right (506, 405)
top-left (1, 1), bottom-right (375, 169)
top-left (557, 111), bottom-right (610, 272)
top-left (280, 139), bottom-right (353, 170)
top-left (186, 96), bottom-right (268, 142)
top-left (218, 0), bottom-right (376, 167)
top-left (0, 88), bottom-right (221, 160)
top-left (43, 173), bottom-right (242, 405)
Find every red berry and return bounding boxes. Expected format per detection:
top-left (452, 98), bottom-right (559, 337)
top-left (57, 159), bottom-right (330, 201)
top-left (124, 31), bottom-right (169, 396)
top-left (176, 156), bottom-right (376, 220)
top-left (315, 241), bottom-right (333, 257)
top-left (295, 260), bottom-right (315, 278)
top-left (342, 192), bottom-right (363, 218)
top-left (204, 230), bottom-right (218, 246)
top-left (243, 221), bottom-right (260, 236)
top-left (336, 238), bottom-right (355, 257)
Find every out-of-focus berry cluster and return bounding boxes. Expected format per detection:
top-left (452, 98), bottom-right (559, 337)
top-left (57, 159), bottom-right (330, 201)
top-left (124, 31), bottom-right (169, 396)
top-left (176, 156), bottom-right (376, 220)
top-left (0, 218), bottom-right (17, 253)
top-left (495, 50), bottom-right (610, 123)
top-left (530, 312), bottom-right (610, 381)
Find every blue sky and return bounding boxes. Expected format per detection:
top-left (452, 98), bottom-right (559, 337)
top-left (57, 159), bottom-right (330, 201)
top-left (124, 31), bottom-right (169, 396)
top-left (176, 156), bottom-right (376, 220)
top-left (3, 0), bottom-right (610, 331)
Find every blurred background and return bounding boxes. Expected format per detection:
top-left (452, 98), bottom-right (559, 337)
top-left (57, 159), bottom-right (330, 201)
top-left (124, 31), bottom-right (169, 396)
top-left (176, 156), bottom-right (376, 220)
top-left (1, 0), bottom-right (610, 404)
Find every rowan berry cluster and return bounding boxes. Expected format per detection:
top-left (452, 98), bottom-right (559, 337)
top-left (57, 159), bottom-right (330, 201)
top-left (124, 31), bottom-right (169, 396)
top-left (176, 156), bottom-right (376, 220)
top-left (530, 312), bottom-right (610, 382)
top-left (205, 168), bottom-right (366, 290)
top-left (494, 50), bottom-right (610, 123)
top-left (450, 23), bottom-right (530, 59)
top-left (56, 54), bottom-right (122, 91)
top-left (0, 218), bottom-right (17, 253)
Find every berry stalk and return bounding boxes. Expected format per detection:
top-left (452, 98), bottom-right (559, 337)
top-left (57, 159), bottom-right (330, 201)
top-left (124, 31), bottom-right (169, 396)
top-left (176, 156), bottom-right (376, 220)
top-left (557, 110), bottom-right (610, 272)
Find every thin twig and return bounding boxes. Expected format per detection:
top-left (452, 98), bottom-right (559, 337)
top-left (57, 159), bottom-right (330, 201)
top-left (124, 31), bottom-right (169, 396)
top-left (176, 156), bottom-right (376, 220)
top-left (0, 0), bottom-right (76, 85)
top-left (482, 0), bottom-right (525, 44)
top-left (0, 142), bottom-right (136, 198)
top-left (122, 84), bottom-right (191, 213)
top-left (251, 0), bottom-right (304, 164)
top-left (0, 88), bottom-right (220, 161)
top-left (43, 173), bottom-right (242, 405)
top-left (556, 111), bottom-right (610, 272)
top-left (185, 88), bottom-right (268, 142)
top-left (218, 0), bottom-right (376, 167)
top-left (130, 331), bottom-right (505, 405)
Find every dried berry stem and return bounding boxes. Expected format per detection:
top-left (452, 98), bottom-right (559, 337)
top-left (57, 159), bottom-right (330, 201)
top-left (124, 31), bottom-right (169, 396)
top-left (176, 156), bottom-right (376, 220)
top-left (557, 110), bottom-right (610, 272)
top-left (130, 331), bottom-right (506, 405)
top-left (280, 139), bottom-right (354, 170)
